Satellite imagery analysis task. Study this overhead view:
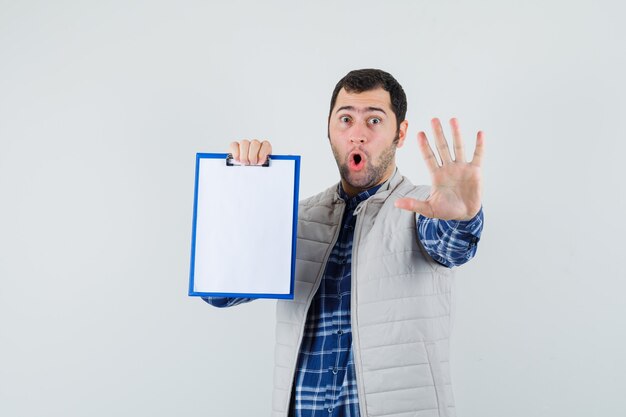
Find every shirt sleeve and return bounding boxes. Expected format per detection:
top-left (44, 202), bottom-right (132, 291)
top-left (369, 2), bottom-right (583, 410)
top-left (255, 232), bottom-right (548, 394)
top-left (201, 297), bottom-right (255, 308)
top-left (417, 207), bottom-right (484, 268)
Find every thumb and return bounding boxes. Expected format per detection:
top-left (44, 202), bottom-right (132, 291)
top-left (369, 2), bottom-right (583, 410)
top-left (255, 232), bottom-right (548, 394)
top-left (394, 198), bottom-right (433, 217)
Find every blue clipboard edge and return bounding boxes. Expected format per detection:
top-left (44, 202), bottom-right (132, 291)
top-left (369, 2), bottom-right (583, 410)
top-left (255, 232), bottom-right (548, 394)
top-left (188, 153), bottom-right (301, 300)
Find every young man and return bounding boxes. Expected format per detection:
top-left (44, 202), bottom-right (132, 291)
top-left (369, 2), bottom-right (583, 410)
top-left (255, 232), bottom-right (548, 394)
top-left (206, 69), bottom-right (484, 417)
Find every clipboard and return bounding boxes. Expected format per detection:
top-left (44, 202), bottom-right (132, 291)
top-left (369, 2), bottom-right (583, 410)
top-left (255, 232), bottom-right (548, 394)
top-left (189, 153), bottom-right (300, 299)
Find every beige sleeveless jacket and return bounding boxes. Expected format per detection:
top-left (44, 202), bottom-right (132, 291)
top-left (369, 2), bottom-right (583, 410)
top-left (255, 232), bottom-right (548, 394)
top-left (272, 171), bottom-right (457, 417)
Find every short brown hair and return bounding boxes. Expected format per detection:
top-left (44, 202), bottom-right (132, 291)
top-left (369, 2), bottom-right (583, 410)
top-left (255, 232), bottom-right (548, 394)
top-left (328, 68), bottom-right (407, 131)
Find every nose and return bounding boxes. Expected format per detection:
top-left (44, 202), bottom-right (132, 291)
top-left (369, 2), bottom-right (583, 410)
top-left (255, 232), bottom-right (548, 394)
top-left (349, 130), bottom-right (367, 144)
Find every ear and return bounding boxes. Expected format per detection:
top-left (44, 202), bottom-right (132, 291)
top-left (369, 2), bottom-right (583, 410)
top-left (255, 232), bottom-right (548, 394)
top-left (396, 120), bottom-right (409, 148)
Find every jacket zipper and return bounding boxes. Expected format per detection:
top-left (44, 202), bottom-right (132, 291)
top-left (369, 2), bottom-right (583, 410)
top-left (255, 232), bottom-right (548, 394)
top-left (284, 200), bottom-right (346, 410)
top-left (351, 201), bottom-right (369, 415)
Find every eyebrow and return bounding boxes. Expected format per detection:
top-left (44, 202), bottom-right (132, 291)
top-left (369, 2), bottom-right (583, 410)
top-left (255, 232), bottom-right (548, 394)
top-left (335, 105), bottom-right (387, 115)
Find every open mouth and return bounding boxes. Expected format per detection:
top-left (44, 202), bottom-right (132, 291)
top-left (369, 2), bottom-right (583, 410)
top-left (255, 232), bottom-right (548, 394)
top-left (349, 151), bottom-right (365, 171)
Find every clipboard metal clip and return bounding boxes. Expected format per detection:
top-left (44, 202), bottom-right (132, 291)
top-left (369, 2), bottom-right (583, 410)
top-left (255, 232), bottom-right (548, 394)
top-left (226, 153), bottom-right (271, 167)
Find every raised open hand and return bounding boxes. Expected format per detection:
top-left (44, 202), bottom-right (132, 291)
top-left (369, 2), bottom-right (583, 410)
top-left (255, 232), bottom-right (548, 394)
top-left (395, 118), bottom-right (484, 221)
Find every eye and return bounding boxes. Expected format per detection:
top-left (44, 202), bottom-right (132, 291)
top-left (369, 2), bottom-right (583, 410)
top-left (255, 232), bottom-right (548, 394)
top-left (340, 116), bottom-right (351, 123)
top-left (369, 117), bottom-right (382, 125)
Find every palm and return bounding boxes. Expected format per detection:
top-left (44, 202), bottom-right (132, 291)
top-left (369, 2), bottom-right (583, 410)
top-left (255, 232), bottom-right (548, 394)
top-left (396, 118), bottom-right (484, 221)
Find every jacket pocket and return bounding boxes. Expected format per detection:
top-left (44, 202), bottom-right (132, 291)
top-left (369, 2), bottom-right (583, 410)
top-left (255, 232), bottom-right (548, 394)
top-left (425, 341), bottom-right (450, 417)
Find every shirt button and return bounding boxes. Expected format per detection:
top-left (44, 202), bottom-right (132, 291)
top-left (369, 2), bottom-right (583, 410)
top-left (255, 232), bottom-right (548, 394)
top-left (328, 407), bottom-right (333, 413)
top-left (337, 330), bottom-right (343, 335)
top-left (332, 367), bottom-right (338, 374)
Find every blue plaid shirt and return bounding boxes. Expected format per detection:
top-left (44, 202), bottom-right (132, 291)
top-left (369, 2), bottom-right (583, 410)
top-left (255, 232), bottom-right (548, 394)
top-left (204, 184), bottom-right (484, 416)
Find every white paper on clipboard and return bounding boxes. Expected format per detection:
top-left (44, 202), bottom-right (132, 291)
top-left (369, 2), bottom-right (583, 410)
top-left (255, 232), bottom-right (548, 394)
top-left (189, 153), bottom-right (300, 299)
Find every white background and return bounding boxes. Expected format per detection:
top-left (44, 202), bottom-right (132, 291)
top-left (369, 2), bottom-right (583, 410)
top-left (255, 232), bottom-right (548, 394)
top-left (1, 1), bottom-right (624, 416)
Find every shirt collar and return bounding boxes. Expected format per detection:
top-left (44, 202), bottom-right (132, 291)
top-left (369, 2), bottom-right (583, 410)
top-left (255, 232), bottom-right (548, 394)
top-left (338, 182), bottom-right (384, 210)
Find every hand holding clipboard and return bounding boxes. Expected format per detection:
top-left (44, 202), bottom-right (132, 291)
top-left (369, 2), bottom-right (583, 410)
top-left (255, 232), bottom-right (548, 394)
top-left (228, 139), bottom-right (273, 166)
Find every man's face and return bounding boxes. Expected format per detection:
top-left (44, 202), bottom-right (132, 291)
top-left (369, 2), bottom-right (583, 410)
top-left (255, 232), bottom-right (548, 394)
top-left (328, 87), bottom-right (408, 197)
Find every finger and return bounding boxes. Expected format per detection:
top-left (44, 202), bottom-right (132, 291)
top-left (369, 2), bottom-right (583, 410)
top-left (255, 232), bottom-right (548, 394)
top-left (239, 140), bottom-right (250, 165)
top-left (471, 131), bottom-right (485, 167)
top-left (417, 132), bottom-right (439, 171)
top-left (248, 139), bottom-right (261, 165)
top-left (450, 117), bottom-right (465, 162)
top-left (394, 197), bottom-right (434, 218)
top-left (258, 140), bottom-right (272, 165)
top-left (431, 118), bottom-right (453, 164)
top-left (228, 141), bottom-right (241, 162)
